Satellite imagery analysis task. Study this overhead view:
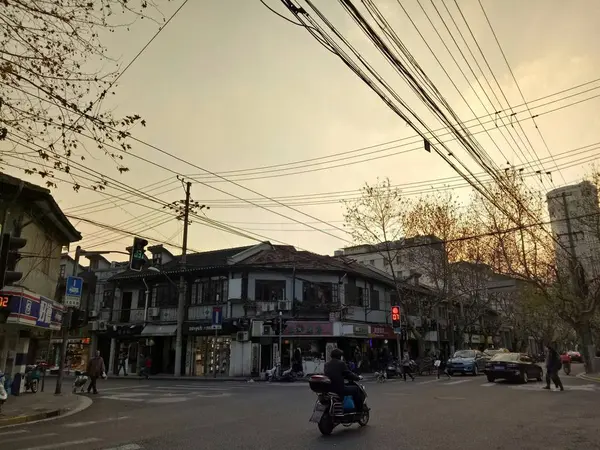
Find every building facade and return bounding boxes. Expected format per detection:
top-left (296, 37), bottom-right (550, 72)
top-left (547, 181), bottom-right (600, 282)
top-left (0, 174), bottom-right (81, 379)
top-left (97, 242), bottom-right (419, 377)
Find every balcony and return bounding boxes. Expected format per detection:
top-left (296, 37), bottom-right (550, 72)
top-left (188, 305), bottom-right (228, 321)
top-left (110, 309), bottom-right (145, 323)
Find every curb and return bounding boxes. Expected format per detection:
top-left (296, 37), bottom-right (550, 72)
top-left (577, 372), bottom-right (600, 383)
top-left (0, 395), bottom-right (93, 428)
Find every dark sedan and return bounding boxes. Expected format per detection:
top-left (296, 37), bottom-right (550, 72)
top-left (485, 353), bottom-right (544, 383)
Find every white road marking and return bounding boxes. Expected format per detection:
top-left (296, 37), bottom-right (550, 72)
top-left (100, 396), bottom-right (146, 402)
top-left (3, 433), bottom-right (57, 443)
top-left (511, 383), bottom-right (596, 392)
top-left (445, 379), bottom-right (473, 385)
top-left (63, 416), bottom-right (131, 428)
top-left (148, 397), bottom-right (189, 403)
top-left (417, 379), bottom-right (442, 385)
top-left (21, 438), bottom-right (102, 450)
top-left (480, 383), bottom-right (496, 387)
top-left (103, 445), bottom-right (142, 450)
top-left (195, 392), bottom-right (232, 398)
top-left (102, 385), bottom-right (150, 392)
top-left (0, 429), bottom-right (28, 436)
top-left (152, 386), bottom-right (231, 391)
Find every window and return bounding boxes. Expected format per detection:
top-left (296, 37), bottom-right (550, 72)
top-left (396, 255), bottom-right (402, 265)
top-left (407, 252), bottom-right (415, 263)
top-left (59, 264), bottom-right (66, 278)
top-left (370, 289), bottom-right (380, 310)
top-left (152, 283), bottom-right (178, 307)
top-left (369, 260), bottom-right (375, 266)
top-left (152, 253), bottom-right (162, 266)
top-left (303, 282), bottom-right (338, 305)
top-left (102, 289), bottom-right (113, 308)
top-left (191, 278), bottom-right (228, 304)
top-left (255, 280), bottom-right (286, 301)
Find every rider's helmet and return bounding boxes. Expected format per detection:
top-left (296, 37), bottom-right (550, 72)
top-left (330, 348), bottom-right (344, 360)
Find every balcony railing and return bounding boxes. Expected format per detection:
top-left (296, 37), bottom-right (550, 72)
top-left (188, 305), bottom-right (228, 321)
top-left (110, 308), bottom-right (145, 323)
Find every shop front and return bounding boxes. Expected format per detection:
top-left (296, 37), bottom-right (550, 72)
top-left (97, 324), bottom-right (144, 375)
top-left (0, 287), bottom-right (64, 379)
top-left (279, 320), bottom-right (337, 376)
top-left (183, 321), bottom-right (236, 377)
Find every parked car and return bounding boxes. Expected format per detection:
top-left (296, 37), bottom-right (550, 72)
top-left (446, 350), bottom-right (487, 376)
top-left (567, 351), bottom-right (582, 363)
top-left (485, 352), bottom-right (543, 383)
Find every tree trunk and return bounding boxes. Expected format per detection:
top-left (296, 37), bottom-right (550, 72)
top-left (575, 318), bottom-right (595, 373)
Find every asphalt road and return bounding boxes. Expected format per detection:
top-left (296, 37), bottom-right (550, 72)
top-left (2, 365), bottom-right (597, 450)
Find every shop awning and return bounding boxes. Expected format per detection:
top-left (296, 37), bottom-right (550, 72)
top-left (141, 324), bottom-right (177, 337)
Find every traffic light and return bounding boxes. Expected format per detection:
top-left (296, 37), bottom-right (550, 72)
top-left (0, 294), bottom-right (11, 324)
top-left (69, 309), bottom-right (86, 330)
top-left (129, 237), bottom-right (148, 272)
top-left (0, 233), bottom-right (27, 289)
top-left (391, 305), bottom-right (401, 329)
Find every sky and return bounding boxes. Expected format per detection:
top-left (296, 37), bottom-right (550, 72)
top-left (4, 0), bottom-right (600, 262)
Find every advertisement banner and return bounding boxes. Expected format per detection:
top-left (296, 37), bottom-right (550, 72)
top-left (0, 287), bottom-right (65, 330)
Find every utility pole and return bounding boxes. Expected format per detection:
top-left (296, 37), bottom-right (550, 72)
top-left (55, 245), bottom-right (80, 395)
top-left (174, 181), bottom-right (191, 377)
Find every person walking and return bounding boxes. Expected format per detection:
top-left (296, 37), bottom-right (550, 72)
top-left (543, 344), bottom-right (564, 391)
top-left (117, 350), bottom-right (128, 376)
top-left (436, 353), bottom-right (451, 379)
top-left (401, 352), bottom-right (415, 381)
top-left (86, 350), bottom-right (106, 394)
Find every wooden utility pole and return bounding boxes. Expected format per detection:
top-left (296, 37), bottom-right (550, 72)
top-left (174, 181), bottom-right (191, 376)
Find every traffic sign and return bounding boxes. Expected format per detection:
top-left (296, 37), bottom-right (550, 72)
top-left (211, 306), bottom-right (222, 330)
top-left (64, 276), bottom-right (83, 308)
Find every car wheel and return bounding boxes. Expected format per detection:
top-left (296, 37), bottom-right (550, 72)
top-left (520, 371), bottom-right (528, 384)
top-left (486, 375), bottom-right (495, 383)
top-left (472, 366), bottom-right (478, 376)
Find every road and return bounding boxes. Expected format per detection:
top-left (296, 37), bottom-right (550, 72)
top-left (2, 368), bottom-right (597, 450)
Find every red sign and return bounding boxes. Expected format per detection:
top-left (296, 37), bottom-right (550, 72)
top-left (369, 325), bottom-right (396, 338)
top-left (0, 296), bottom-right (9, 308)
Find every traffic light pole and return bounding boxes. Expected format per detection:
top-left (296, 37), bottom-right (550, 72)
top-left (174, 181), bottom-right (191, 377)
top-left (55, 245), bottom-right (81, 395)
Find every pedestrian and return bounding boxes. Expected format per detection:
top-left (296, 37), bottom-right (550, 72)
top-left (117, 350), bottom-right (128, 376)
top-left (86, 350), bottom-right (106, 394)
top-left (401, 352), bottom-right (415, 381)
top-left (543, 344), bottom-right (564, 391)
top-left (436, 353), bottom-right (451, 379)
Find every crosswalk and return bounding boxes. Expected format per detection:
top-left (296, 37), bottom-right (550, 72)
top-left (95, 383), bottom-right (246, 404)
top-left (409, 376), bottom-right (598, 392)
top-left (0, 423), bottom-right (141, 450)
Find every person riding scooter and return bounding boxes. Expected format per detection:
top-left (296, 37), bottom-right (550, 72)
top-left (560, 352), bottom-right (572, 375)
top-left (324, 349), bottom-right (364, 412)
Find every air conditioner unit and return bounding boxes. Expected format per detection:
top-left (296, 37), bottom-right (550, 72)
top-left (88, 310), bottom-right (98, 319)
top-left (98, 320), bottom-right (107, 331)
top-left (149, 308), bottom-right (160, 318)
top-left (278, 301), bottom-right (291, 311)
top-left (236, 331), bottom-right (249, 342)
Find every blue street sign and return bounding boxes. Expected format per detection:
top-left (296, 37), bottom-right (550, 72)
top-left (65, 276), bottom-right (83, 308)
top-left (212, 306), bottom-right (222, 330)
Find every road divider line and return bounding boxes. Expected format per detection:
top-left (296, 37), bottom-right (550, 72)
top-left (3, 432), bottom-right (57, 443)
top-left (102, 444), bottom-right (142, 450)
top-left (445, 379), bottom-right (473, 385)
top-left (0, 429), bottom-right (28, 436)
top-left (63, 416), bottom-right (131, 428)
top-left (22, 438), bottom-right (101, 450)
top-left (480, 383), bottom-right (496, 387)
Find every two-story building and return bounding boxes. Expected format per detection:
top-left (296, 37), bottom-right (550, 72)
top-left (0, 174), bottom-right (81, 377)
top-left (98, 242), bottom-right (427, 377)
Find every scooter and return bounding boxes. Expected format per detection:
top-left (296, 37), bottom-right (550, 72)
top-left (0, 371), bottom-right (8, 413)
top-left (308, 374), bottom-right (370, 436)
top-left (24, 364), bottom-right (42, 393)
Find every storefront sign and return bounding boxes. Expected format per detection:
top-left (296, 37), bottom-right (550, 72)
top-left (282, 321), bottom-right (333, 336)
top-left (352, 325), bottom-right (369, 336)
top-left (0, 288), bottom-right (65, 330)
top-left (369, 325), bottom-right (396, 339)
top-left (184, 322), bottom-right (234, 335)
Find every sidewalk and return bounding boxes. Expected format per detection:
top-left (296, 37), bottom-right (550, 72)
top-left (577, 372), bottom-right (600, 383)
top-left (0, 391), bottom-right (91, 427)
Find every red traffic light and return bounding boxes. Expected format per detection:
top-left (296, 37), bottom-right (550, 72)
top-left (391, 305), bottom-right (400, 322)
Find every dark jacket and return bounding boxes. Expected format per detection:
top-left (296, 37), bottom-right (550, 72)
top-left (324, 358), bottom-right (360, 396)
top-left (546, 349), bottom-right (561, 371)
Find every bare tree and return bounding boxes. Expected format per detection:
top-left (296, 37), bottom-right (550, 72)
top-left (471, 169), bottom-right (600, 371)
top-left (0, 1), bottom-right (169, 190)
